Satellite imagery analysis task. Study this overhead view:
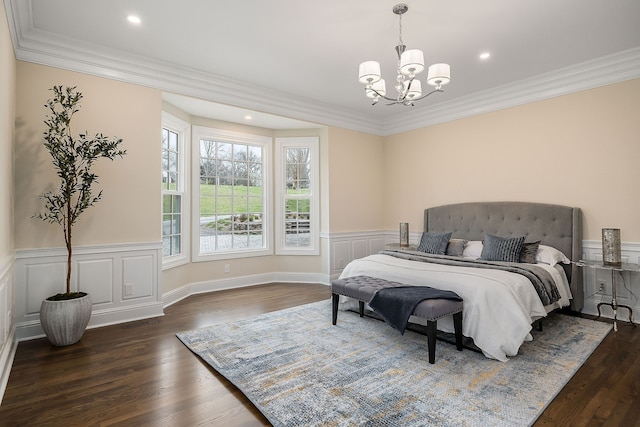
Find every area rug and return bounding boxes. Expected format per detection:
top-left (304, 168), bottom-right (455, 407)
top-left (176, 300), bottom-right (611, 427)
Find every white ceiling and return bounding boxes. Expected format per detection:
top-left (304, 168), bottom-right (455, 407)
top-left (5, 0), bottom-right (640, 135)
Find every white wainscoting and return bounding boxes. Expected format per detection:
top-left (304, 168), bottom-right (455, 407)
top-left (14, 242), bottom-right (163, 341)
top-left (581, 241), bottom-right (640, 323)
top-left (329, 230), bottom-right (413, 280)
top-left (0, 253), bottom-right (16, 404)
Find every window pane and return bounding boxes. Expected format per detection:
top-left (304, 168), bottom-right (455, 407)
top-left (276, 137), bottom-right (319, 254)
top-left (218, 142), bottom-right (232, 160)
top-left (162, 236), bottom-right (171, 256)
top-left (162, 192), bottom-right (182, 255)
top-left (168, 130), bottom-right (178, 151)
top-left (284, 199), bottom-right (311, 247)
top-left (198, 137), bottom-right (265, 254)
top-left (172, 216), bottom-right (181, 234)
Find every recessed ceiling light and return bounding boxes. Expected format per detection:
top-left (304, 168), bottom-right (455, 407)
top-left (479, 52), bottom-right (491, 60)
top-left (244, 115), bottom-right (252, 121)
top-left (127, 15), bottom-right (141, 24)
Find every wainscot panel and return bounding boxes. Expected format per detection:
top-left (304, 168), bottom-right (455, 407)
top-left (329, 231), bottom-right (394, 279)
top-left (14, 243), bottom-right (163, 341)
top-left (0, 253), bottom-right (16, 404)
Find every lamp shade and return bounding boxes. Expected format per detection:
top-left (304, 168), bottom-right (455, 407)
top-left (399, 49), bottom-right (425, 76)
top-left (366, 79), bottom-right (386, 98)
top-left (358, 61), bottom-right (381, 84)
top-left (405, 79), bottom-right (422, 99)
top-left (602, 228), bottom-right (621, 266)
top-left (427, 63), bottom-right (451, 87)
top-left (400, 223), bottom-right (409, 247)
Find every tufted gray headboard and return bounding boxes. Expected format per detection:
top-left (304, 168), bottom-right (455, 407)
top-left (424, 201), bottom-right (583, 312)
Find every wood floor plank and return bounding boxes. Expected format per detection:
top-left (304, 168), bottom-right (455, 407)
top-left (1, 282), bottom-right (638, 426)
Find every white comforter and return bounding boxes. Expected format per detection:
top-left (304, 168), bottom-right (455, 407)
top-left (338, 254), bottom-right (572, 362)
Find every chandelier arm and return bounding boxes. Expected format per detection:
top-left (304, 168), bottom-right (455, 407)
top-left (365, 87), bottom-right (405, 103)
top-left (410, 88), bottom-right (444, 101)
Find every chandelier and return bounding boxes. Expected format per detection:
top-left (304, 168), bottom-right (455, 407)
top-left (358, 3), bottom-right (451, 106)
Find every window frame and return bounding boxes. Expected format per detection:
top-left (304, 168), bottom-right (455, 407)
top-left (161, 112), bottom-right (191, 270)
top-left (275, 137), bottom-right (320, 255)
top-left (191, 126), bottom-right (272, 262)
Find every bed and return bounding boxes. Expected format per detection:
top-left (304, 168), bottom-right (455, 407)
top-left (338, 201), bottom-right (583, 361)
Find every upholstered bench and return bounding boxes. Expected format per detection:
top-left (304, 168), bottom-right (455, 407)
top-left (331, 275), bottom-right (463, 364)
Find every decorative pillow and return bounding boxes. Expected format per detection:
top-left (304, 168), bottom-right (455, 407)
top-left (480, 234), bottom-right (525, 263)
top-left (446, 239), bottom-right (467, 256)
top-left (417, 231), bottom-right (452, 254)
top-left (462, 241), bottom-right (483, 259)
top-left (519, 241), bottom-right (540, 263)
top-left (536, 245), bottom-right (571, 265)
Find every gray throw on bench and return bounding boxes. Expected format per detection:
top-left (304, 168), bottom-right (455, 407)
top-left (369, 286), bottom-right (463, 335)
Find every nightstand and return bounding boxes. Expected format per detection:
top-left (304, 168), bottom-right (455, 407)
top-left (576, 259), bottom-right (638, 331)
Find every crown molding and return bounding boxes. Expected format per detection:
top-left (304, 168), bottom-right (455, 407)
top-left (383, 47), bottom-right (640, 136)
top-left (5, 0), bottom-right (640, 136)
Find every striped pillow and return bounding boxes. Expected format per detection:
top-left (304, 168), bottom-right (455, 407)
top-left (480, 234), bottom-right (525, 263)
top-left (417, 232), bottom-right (452, 254)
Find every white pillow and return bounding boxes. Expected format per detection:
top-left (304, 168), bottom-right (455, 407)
top-left (536, 245), bottom-right (571, 266)
top-left (462, 240), bottom-right (483, 259)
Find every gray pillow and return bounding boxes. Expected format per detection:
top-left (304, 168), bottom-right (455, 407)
top-left (480, 234), bottom-right (525, 263)
top-left (446, 238), bottom-right (467, 256)
top-left (519, 241), bottom-right (540, 263)
top-left (417, 232), bottom-right (452, 254)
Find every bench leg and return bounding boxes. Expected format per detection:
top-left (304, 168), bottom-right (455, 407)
top-left (426, 320), bottom-right (437, 364)
top-left (453, 312), bottom-right (463, 351)
top-left (332, 293), bottom-right (339, 325)
top-left (359, 301), bottom-right (364, 317)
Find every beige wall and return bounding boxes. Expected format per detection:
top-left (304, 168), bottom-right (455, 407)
top-left (326, 127), bottom-right (385, 232)
top-left (14, 62), bottom-right (161, 249)
top-left (383, 79), bottom-right (640, 241)
top-left (1, 5), bottom-right (15, 258)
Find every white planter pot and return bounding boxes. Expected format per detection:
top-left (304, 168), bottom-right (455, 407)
top-left (39, 294), bottom-right (92, 346)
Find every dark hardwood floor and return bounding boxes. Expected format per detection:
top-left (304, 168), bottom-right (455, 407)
top-left (1, 283), bottom-right (638, 426)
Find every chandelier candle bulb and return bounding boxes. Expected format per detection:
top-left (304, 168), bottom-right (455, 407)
top-left (405, 79), bottom-right (422, 100)
top-left (358, 61), bottom-right (381, 84)
top-left (400, 49), bottom-right (425, 76)
top-left (366, 80), bottom-right (386, 98)
top-left (427, 63), bottom-right (451, 88)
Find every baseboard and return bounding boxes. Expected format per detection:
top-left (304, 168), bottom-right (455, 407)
top-left (0, 327), bottom-right (17, 405)
top-left (163, 272), bottom-right (330, 308)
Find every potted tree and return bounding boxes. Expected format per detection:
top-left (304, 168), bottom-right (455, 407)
top-left (34, 86), bottom-right (126, 346)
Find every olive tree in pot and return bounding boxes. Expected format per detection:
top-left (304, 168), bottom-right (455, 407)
top-left (34, 86), bottom-right (126, 346)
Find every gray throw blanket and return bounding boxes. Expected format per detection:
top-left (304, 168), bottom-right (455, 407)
top-left (380, 249), bottom-right (561, 306)
top-left (369, 286), bottom-right (462, 335)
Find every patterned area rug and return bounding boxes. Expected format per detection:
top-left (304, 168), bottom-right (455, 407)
top-left (177, 300), bottom-right (611, 427)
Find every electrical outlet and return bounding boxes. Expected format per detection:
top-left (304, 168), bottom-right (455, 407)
top-left (125, 283), bottom-right (134, 296)
top-left (224, 264), bottom-right (230, 273)
top-left (597, 281), bottom-right (611, 295)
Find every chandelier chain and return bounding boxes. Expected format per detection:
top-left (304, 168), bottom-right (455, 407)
top-left (398, 13), bottom-right (403, 47)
